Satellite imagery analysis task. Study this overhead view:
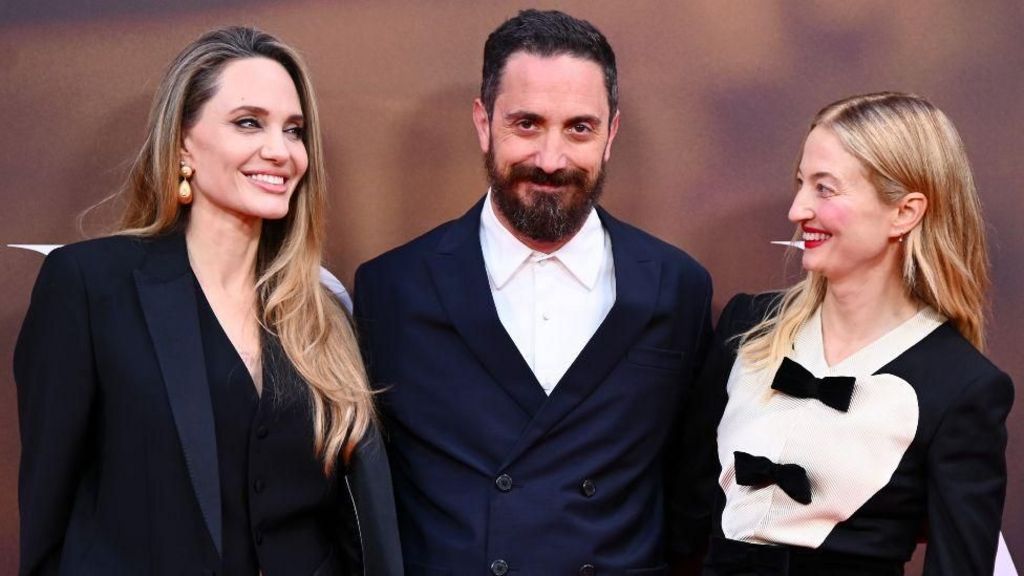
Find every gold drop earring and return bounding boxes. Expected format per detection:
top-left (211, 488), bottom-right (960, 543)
top-left (178, 162), bottom-right (194, 205)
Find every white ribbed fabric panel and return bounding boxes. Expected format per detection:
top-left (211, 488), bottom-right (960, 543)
top-left (717, 306), bottom-right (945, 547)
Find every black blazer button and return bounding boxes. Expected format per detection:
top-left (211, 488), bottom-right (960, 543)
top-left (581, 479), bottom-right (596, 497)
top-left (256, 425), bottom-right (269, 439)
top-left (490, 559), bottom-right (509, 575)
top-left (579, 563), bottom-right (595, 576)
top-left (495, 474), bottom-right (513, 492)
top-left (254, 478), bottom-right (266, 493)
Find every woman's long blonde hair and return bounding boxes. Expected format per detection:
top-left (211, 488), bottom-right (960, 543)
top-left (116, 26), bottom-right (372, 475)
top-left (739, 92), bottom-right (990, 367)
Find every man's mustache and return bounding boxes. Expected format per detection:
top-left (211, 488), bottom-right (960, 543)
top-left (507, 164), bottom-right (589, 188)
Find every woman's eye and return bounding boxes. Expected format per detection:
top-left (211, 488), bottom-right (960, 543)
top-left (235, 117), bottom-right (260, 129)
top-left (285, 126), bottom-right (305, 139)
top-left (816, 183), bottom-right (836, 197)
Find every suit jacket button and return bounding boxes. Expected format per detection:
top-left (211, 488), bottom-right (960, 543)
top-left (256, 425), bottom-right (269, 439)
top-left (254, 478), bottom-right (266, 494)
top-left (581, 479), bottom-right (596, 497)
top-left (579, 564), bottom-right (595, 576)
top-left (495, 474), bottom-right (513, 492)
top-left (490, 559), bottom-right (509, 575)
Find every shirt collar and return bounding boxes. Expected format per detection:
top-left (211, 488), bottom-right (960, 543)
top-left (480, 189), bottom-right (607, 290)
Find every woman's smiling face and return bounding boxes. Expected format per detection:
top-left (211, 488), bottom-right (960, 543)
top-left (789, 126), bottom-right (901, 284)
top-left (181, 56), bottom-right (308, 224)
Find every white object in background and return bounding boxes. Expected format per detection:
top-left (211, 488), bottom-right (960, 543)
top-left (8, 244), bottom-right (62, 256)
top-left (770, 240), bottom-right (805, 250)
top-left (319, 267), bottom-right (353, 313)
top-left (996, 532), bottom-right (1019, 576)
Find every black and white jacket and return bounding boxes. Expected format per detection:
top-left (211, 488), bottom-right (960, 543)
top-left (671, 293), bottom-right (1013, 575)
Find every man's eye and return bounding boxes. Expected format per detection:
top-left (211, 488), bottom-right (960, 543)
top-left (570, 124), bottom-right (591, 134)
top-left (517, 119), bottom-right (536, 129)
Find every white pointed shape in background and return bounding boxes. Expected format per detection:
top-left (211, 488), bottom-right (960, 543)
top-left (997, 532), bottom-right (1019, 576)
top-left (8, 244), bottom-right (62, 256)
top-left (770, 240), bottom-right (805, 250)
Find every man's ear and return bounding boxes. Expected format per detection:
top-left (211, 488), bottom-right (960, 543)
top-left (892, 191), bottom-right (927, 238)
top-left (472, 99), bottom-right (491, 154)
top-left (603, 110), bottom-right (621, 162)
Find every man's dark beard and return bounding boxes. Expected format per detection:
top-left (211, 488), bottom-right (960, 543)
top-left (486, 148), bottom-right (606, 244)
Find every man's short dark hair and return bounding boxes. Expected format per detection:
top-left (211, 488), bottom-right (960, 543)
top-left (481, 9), bottom-right (618, 119)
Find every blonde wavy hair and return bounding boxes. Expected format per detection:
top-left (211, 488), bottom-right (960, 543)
top-left (116, 26), bottom-right (372, 475)
top-left (739, 92), bottom-right (990, 368)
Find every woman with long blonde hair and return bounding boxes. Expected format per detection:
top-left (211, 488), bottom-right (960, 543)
top-left (683, 92), bottom-right (1013, 575)
top-left (15, 26), bottom-right (401, 575)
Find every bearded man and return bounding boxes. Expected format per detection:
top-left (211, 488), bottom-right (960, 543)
top-left (354, 9), bottom-right (713, 574)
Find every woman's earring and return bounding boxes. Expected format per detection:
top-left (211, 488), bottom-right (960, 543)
top-left (178, 162), bottom-right (194, 205)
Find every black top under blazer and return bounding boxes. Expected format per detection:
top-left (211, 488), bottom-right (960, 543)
top-left (673, 293), bottom-right (1014, 575)
top-left (14, 233), bottom-right (403, 576)
top-left (354, 198), bottom-right (714, 575)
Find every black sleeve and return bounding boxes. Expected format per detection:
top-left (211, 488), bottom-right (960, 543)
top-left (347, 423), bottom-right (404, 576)
top-left (667, 293), bottom-right (756, 560)
top-left (922, 369), bottom-right (1014, 575)
top-left (13, 248), bottom-right (98, 576)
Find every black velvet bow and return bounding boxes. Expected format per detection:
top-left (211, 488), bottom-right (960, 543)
top-left (734, 451), bottom-right (812, 505)
top-left (771, 357), bottom-right (856, 412)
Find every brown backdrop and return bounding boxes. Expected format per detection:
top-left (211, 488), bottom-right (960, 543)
top-left (2, 1), bottom-right (1021, 573)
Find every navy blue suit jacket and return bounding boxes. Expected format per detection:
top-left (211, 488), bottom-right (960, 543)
top-left (354, 199), bottom-right (713, 575)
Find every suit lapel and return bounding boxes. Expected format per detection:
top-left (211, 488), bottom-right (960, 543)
top-left (500, 209), bottom-right (660, 468)
top-left (426, 199), bottom-right (547, 418)
top-left (133, 233), bottom-right (223, 557)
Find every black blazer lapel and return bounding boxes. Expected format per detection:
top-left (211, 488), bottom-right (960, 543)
top-left (500, 208), bottom-right (660, 468)
top-left (426, 199), bottom-right (547, 419)
top-left (133, 233), bottom-right (223, 557)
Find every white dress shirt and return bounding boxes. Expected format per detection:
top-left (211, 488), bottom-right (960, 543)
top-left (479, 190), bottom-right (616, 394)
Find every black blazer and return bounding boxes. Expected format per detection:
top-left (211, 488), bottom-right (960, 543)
top-left (354, 198), bottom-right (713, 574)
top-left (673, 293), bottom-right (1014, 575)
top-left (14, 233), bottom-right (403, 576)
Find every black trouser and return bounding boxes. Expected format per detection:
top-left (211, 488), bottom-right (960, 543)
top-left (703, 536), bottom-right (904, 576)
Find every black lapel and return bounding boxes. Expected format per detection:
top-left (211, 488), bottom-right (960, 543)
top-left (133, 233), bottom-right (223, 557)
top-left (426, 198), bottom-right (547, 418)
top-left (499, 208), bottom-right (660, 468)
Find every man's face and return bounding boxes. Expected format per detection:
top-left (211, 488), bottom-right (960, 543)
top-left (473, 52), bottom-right (619, 246)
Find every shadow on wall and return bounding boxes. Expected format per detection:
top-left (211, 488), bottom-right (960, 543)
top-left (73, 96), bottom-right (153, 240)
top-left (393, 82), bottom-right (489, 235)
top-left (0, 0), bottom-right (280, 27)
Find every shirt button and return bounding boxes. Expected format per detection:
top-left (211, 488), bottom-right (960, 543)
top-left (581, 479), bottom-right (597, 498)
top-left (579, 563), bottom-right (595, 576)
top-left (253, 478), bottom-right (266, 494)
top-left (495, 474), bottom-right (513, 492)
top-left (256, 425), bottom-right (269, 439)
top-left (541, 311), bottom-right (550, 321)
top-left (490, 559), bottom-right (509, 575)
